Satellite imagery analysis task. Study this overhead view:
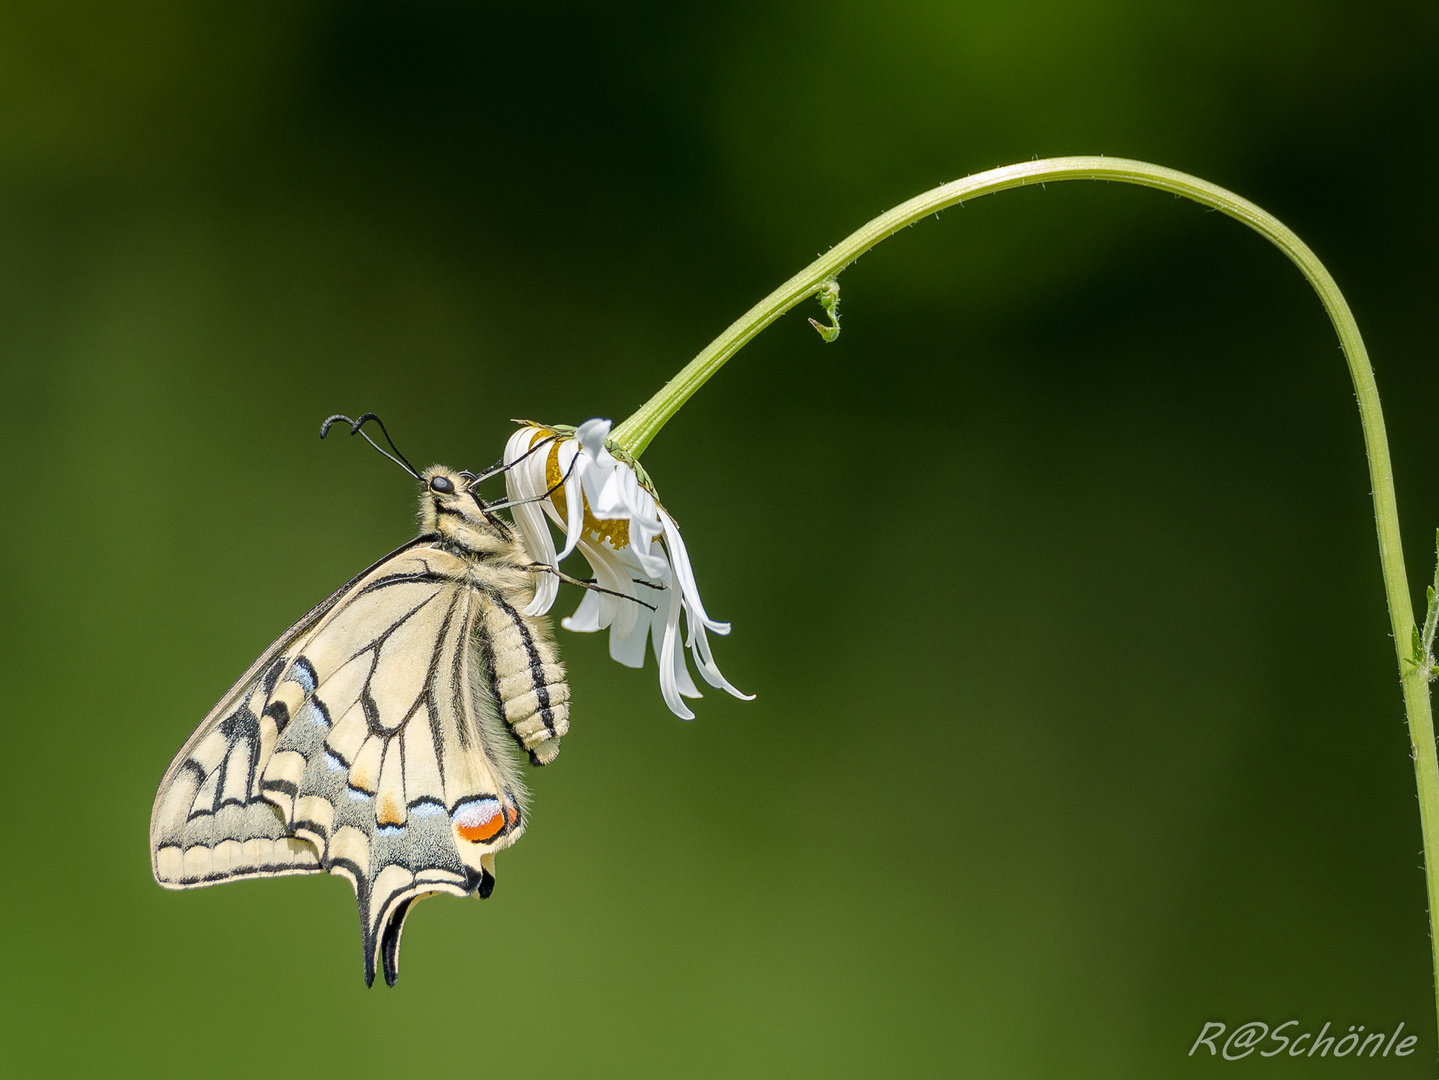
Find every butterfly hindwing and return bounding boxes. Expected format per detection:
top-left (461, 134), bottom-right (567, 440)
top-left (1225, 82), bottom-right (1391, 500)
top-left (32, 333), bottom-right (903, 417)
top-left (259, 551), bottom-right (532, 985)
top-left (151, 535), bottom-right (568, 986)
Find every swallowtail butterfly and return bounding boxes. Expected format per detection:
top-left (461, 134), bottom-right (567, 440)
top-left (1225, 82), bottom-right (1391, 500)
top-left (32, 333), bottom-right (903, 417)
top-left (150, 415), bottom-right (592, 986)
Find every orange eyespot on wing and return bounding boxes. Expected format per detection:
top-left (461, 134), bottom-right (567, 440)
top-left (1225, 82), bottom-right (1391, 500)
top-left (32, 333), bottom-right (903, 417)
top-left (453, 798), bottom-right (505, 844)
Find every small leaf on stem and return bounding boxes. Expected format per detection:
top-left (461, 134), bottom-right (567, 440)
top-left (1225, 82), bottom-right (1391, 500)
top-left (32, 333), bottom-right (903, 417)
top-left (1421, 531), bottom-right (1439, 680)
top-left (807, 277), bottom-right (841, 342)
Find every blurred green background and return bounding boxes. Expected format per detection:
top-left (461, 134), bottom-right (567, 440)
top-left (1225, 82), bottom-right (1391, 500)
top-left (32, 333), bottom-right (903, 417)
top-left (2, 1), bottom-right (1437, 1076)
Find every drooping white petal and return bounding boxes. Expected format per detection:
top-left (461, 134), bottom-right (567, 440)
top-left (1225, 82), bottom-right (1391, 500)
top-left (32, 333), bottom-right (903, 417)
top-left (609, 569), bottom-right (661, 669)
top-left (574, 419), bottom-right (616, 518)
top-left (524, 547), bottom-right (559, 616)
top-left (690, 621), bottom-right (753, 700)
top-left (611, 483), bottom-right (668, 579)
top-left (626, 542), bottom-right (669, 581)
top-left (654, 568), bottom-right (697, 719)
top-left (594, 472), bottom-right (630, 526)
top-left (578, 461), bottom-right (608, 521)
top-left (502, 428), bottom-right (547, 539)
top-left (554, 440), bottom-right (585, 561)
top-left (503, 428), bottom-right (560, 615)
top-left (593, 456), bottom-right (640, 519)
top-left (575, 536), bottom-right (639, 639)
top-left (575, 417), bottom-right (613, 461)
top-left (670, 607), bottom-right (702, 700)
top-left (610, 613), bottom-right (651, 668)
top-left (656, 506), bottom-right (729, 637)
top-left (560, 587), bottom-right (605, 633)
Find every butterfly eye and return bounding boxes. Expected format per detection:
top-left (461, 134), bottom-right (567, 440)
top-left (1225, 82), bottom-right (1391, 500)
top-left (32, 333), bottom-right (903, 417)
top-left (429, 475), bottom-right (455, 495)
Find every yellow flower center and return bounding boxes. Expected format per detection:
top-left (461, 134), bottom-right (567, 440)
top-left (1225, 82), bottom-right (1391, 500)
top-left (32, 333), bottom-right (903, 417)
top-left (546, 441), bottom-right (630, 549)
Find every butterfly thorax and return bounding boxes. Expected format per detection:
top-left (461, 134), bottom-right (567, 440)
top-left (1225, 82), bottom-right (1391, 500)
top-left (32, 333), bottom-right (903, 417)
top-left (420, 465), bottom-right (528, 562)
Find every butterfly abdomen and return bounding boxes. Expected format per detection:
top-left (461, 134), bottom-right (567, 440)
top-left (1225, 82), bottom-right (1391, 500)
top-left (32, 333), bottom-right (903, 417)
top-left (474, 589), bottom-right (570, 766)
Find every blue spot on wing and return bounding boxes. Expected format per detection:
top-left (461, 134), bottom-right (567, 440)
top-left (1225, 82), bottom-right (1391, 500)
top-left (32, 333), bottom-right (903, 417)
top-left (293, 700), bottom-right (328, 729)
top-left (291, 657), bottom-right (318, 694)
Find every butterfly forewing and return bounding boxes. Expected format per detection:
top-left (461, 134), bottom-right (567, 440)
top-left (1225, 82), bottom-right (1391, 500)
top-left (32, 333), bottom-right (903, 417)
top-left (149, 569), bottom-right (356, 889)
top-left (151, 525), bottom-right (568, 986)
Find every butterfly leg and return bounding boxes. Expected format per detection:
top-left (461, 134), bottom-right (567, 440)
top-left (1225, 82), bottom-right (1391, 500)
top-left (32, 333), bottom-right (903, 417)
top-left (521, 563), bottom-right (658, 611)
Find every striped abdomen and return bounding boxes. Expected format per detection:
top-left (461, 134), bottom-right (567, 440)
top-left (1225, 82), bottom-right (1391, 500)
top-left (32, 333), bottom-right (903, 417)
top-left (477, 591), bottom-right (570, 765)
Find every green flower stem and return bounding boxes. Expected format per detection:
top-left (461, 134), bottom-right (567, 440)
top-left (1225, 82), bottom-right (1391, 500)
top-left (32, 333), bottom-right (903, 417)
top-left (611, 155), bottom-right (1439, 1027)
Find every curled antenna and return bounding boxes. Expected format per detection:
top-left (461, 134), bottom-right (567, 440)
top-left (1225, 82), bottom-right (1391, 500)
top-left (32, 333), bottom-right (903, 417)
top-left (320, 413), bottom-right (422, 480)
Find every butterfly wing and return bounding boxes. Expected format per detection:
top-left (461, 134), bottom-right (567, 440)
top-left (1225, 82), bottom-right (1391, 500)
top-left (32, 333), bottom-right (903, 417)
top-left (151, 538), bottom-right (556, 986)
top-left (146, 540), bottom-right (428, 891)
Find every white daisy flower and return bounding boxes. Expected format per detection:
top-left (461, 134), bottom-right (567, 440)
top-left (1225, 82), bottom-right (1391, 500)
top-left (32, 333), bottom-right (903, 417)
top-left (502, 418), bottom-right (750, 719)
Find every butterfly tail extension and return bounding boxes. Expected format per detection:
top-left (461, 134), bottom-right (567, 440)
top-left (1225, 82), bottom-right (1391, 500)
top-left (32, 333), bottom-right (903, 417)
top-left (477, 591), bottom-right (570, 765)
top-left (370, 850), bottom-right (496, 985)
top-left (378, 894), bottom-right (423, 987)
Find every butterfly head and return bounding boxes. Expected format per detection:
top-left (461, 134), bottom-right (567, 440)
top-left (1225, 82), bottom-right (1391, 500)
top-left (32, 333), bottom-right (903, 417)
top-left (420, 465), bottom-right (516, 554)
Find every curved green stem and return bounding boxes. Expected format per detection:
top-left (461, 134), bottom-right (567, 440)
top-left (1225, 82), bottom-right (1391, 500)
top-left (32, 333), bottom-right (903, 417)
top-left (611, 155), bottom-right (1439, 1030)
